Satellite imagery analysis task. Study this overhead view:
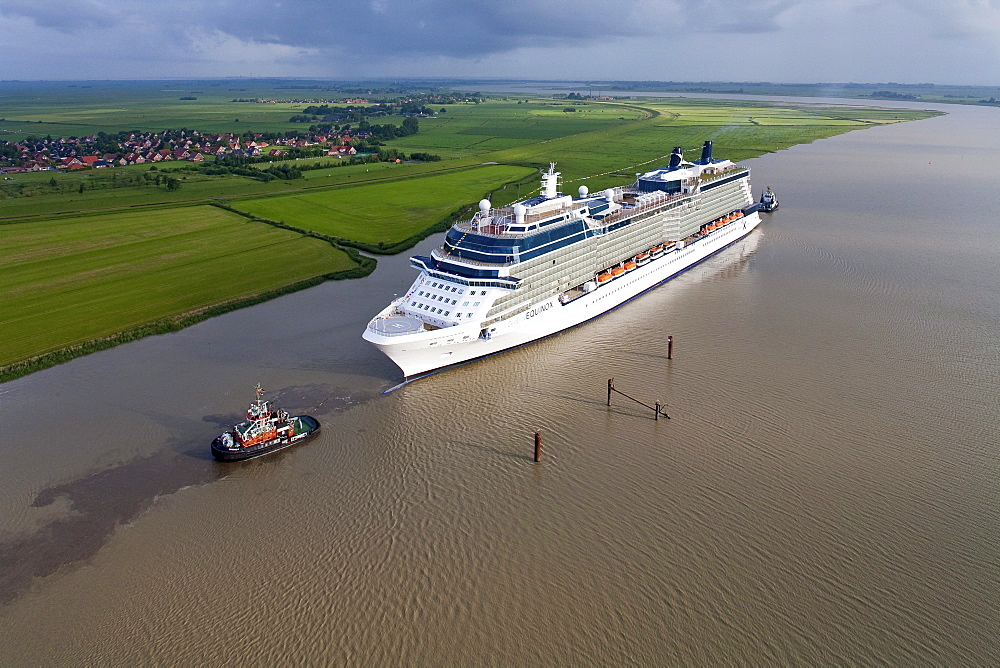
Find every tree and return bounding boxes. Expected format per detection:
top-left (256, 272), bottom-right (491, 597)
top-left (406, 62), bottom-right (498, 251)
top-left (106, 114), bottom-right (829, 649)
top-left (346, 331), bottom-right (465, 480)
top-left (401, 117), bottom-right (419, 136)
top-left (49, 177), bottom-right (58, 188)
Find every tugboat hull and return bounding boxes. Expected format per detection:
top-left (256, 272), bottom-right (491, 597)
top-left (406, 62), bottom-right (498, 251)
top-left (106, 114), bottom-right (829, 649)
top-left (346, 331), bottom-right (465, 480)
top-left (211, 416), bottom-right (320, 461)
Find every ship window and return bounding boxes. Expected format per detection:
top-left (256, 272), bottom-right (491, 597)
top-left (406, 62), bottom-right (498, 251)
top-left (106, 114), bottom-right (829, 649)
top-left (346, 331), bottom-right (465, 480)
top-left (445, 311), bottom-right (451, 316)
top-left (463, 301), bottom-right (469, 306)
top-left (474, 301), bottom-right (481, 306)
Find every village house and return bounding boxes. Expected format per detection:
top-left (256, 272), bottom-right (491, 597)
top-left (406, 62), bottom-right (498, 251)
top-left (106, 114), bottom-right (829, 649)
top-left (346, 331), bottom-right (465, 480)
top-left (327, 146), bottom-right (357, 156)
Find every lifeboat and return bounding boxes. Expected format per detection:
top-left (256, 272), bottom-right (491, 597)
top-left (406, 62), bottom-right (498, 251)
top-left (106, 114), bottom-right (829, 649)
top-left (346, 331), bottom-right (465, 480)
top-left (596, 273), bottom-right (612, 284)
top-left (650, 245), bottom-right (664, 257)
top-left (635, 252), bottom-right (651, 265)
top-left (611, 266), bottom-right (625, 277)
top-left (734, 211), bottom-right (743, 218)
top-left (623, 260), bottom-right (637, 272)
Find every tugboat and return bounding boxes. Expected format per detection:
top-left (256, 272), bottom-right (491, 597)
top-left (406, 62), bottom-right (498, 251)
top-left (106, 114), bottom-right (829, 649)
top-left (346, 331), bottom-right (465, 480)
top-left (211, 384), bottom-right (320, 461)
top-left (759, 185), bottom-right (779, 212)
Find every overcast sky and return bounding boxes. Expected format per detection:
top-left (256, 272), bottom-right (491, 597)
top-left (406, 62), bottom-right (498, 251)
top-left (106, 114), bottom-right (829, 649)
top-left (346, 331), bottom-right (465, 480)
top-left (1, 0), bottom-right (998, 84)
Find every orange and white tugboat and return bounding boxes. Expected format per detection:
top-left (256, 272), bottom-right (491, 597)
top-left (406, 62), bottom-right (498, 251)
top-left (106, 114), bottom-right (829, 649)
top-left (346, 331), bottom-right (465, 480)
top-left (211, 384), bottom-right (320, 461)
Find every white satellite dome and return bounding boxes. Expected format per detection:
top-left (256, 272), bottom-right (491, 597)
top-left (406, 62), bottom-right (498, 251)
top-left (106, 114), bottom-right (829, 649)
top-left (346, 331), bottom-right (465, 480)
top-left (513, 203), bottom-right (527, 223)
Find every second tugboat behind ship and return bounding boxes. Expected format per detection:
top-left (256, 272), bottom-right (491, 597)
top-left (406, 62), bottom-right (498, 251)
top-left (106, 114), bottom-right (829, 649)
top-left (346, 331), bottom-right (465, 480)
top-left (759, 185), bottom-right (778, 211)
top-left (211, 384), bottom-right (320, 461)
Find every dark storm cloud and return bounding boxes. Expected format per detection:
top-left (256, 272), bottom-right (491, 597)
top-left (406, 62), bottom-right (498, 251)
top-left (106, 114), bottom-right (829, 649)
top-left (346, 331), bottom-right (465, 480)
top-left (1, 0), bottom-right (998, 82)
top-left (3, 0), bottom-right (124, 31)
top-left (0, 0), bottom-right (801, 62)
top-left (187, 0), bottom-right (800, 55)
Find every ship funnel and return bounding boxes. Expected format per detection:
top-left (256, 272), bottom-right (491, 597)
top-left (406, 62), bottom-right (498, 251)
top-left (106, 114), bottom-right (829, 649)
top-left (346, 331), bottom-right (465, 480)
top-left (700, 140), bottom-right (713, 163)
top-left (668, 147), bottom-right (683, 169)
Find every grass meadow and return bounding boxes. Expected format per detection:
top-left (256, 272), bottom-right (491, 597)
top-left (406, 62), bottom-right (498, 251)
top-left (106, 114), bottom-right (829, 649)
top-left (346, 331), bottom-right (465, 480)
top-left (231, 165), bottom-right (535, 245)
top-left (0, 206), bottom-right (356, 368)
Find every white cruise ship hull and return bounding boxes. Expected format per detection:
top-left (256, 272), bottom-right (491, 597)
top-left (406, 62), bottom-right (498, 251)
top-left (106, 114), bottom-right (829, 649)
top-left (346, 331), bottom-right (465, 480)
top-left (364, 212), bottom-right (762, 377)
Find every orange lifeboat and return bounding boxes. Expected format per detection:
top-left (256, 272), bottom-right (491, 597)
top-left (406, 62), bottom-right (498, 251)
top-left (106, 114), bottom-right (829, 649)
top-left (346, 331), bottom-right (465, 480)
top-left (650, 245), bottom-right (664, 256)
top-left (611, 266), bottom-right (625, 277)
top-left (734, 211), bottom-right (743, 218)
top-left (623, 260), bottom-right (637, 272)
top-left (597, 273), bottom-right (612, 284)
top-left (635, 251), bottom-right (651, 265)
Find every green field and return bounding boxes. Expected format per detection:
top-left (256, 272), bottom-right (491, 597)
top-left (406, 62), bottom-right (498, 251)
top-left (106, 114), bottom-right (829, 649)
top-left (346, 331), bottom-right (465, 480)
top-left (231, 165), bottom-right (535, 245)
top-left (0, 206), bottom-right (356, 368)
top-left (229, 98), bottom-right (938, 241)
top-left (0, 80), bottom-right (337, 140)
top-left (0, 82), bottom-right (942, 381)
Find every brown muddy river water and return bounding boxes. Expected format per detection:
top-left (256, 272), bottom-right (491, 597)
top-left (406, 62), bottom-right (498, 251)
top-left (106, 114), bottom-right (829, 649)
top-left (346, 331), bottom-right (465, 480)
top-left (1, 100), bottom-right (997, 664)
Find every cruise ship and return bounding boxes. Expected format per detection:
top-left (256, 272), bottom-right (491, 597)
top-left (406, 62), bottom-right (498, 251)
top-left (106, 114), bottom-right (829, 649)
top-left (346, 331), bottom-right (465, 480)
top-left (363, 141), bottom-right (763, 378)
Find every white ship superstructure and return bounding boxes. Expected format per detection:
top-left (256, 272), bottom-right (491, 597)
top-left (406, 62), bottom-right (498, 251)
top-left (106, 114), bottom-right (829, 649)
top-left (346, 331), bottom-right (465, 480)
top-left (363, 141), bottom-right (764, 377)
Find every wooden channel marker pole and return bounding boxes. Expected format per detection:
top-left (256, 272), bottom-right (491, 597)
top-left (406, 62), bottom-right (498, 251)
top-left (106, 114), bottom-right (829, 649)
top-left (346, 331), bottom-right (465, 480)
top-left (607, 377), bottom-right (614, 406)
top-left (534, 431), bottom-right (542, 462)
top-left (667, 335), bottom-right (673, 360)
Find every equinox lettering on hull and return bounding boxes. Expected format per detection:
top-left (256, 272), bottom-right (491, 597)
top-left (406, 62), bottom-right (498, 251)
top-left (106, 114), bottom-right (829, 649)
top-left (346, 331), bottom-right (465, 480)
top-left (526, 302), bottom-right (554, 319)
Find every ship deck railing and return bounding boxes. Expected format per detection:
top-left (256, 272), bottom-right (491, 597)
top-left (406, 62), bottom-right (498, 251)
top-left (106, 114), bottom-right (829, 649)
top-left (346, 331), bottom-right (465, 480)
top-left (451, 202), bottom-right (590, 238)
top-left (367, 315), bottom-right (445, 337)
top-left (697, 166), bottom-right (749, 184)
top-left (598, 191), bottom-right (686, 226)
top-left (433, 249), bottom-right (511, 268)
